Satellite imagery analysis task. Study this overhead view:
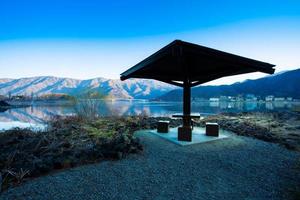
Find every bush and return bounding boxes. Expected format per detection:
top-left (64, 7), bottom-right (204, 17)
top-left (0, 115), bottom-right (145, 191)
top-left (72, 91), bottom-right (104, 120)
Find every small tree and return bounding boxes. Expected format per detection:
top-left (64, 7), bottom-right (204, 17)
top-left (73, 90), bottom-right (104, 120)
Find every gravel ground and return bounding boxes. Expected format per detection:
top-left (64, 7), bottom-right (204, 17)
top-left (1, 130), bottom-right (300, 200)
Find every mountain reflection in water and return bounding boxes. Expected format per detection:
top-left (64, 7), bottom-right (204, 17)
top-left (0, 100), bottom-right (299, 130)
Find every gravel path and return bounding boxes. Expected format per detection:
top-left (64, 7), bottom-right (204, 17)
top-left (1, 130), bottom-right (300, 200)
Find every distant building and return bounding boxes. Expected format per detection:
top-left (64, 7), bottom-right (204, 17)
top-left (236, 95), bottom-right (244, 102)
top-left (245, 94), bottom-right (257, 101)
top-left (209, 98), bottom-right (219, 102)
top-left (12, 95), bottom-right (26, 100)
top-left (193, 97), bottom-right (206, 101)
top-left (219, 96), bottom-right (228, 101)
top-left (265, 95), bottom-right (274, 101)
top-left (274, 97), bottom-right (285, 101)
top-left (228, 96), bottom-right (236, 101)
top-left (286, 97), bottom-right (293, 101)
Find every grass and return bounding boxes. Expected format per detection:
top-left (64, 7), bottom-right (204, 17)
top-left (0, 115), bottom-right (149, 191)
top-left (198, 111), bottom-right (300, 151)
top-left (0, 114), bottom-right (181, 192)
top-left (1, 111), bottom-right (298, 192)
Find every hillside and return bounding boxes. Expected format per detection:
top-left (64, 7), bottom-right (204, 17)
top-left (158, 68), bottom-right (300, 101)
top-left (0, 77), bottom-right (175, 99)
top-left (1, 69), bottom-right (299, 100)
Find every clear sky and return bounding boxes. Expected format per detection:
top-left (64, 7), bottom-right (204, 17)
top-left (0, 0), bottom-right (300, 85)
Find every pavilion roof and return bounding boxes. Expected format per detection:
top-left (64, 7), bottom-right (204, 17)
top-left (120, 40), bottom-right (275, 87)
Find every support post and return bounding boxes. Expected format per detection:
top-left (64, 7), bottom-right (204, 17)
top-left (183, 78), bottom-right (191, 127)
top-left (178, 78), bottom-right (192, 141)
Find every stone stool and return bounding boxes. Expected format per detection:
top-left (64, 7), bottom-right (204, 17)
top-left (157, 120), bottom-right (170, 133)
top-left (205, 122), bottom-right (219, 137)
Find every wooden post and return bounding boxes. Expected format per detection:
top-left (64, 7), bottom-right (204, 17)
top-left (178, 77), bottom-right (192, 141)
top-left (177, 45), bottom-right (192, 141)
top-left (183, 78), bottom-right (191, 127)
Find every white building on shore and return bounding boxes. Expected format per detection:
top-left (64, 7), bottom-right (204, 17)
top-left (274, 97), bottom-right (285, 101)
top-left (209, 98), bottom-right (219, 102)
top-left (245, 94), bottom-right (257, 101)
top-left (265, 95), bottom-right (274, 101)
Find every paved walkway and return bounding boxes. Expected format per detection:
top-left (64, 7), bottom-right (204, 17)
top-left (1, 130), bottom-right (300, 200)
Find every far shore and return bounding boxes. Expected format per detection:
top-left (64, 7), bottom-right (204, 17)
top-left (3, 98), bottom-right (300, 104)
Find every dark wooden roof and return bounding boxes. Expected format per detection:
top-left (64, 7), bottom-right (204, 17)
top-left (120, 40), bottom-right (275, 87)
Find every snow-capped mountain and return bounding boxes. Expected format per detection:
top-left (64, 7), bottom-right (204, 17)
top-left (0, 76), bottom-right (176, 99)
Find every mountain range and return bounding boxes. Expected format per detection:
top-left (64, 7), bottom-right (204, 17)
top-left (0, 68), bottom-right (299, 100)
top-left (0, 77), bottom-right (175, 99)
top-left (158, 68), bottom-right (300, 101)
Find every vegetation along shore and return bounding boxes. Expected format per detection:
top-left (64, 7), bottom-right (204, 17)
top-left (0, 111), bottom-right (299, 192)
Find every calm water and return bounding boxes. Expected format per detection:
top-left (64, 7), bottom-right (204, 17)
top-left (0, 100), bottom-right (299, 130)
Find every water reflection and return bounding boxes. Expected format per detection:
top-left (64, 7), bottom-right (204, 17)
top-left (0, 100), bottom-right (299, 130)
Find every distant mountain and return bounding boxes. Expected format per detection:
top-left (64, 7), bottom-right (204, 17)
top-left (1, 69), bottom-right (299, 100)
top-left (158, 68), bottom-right (300, 101)
top-left (0, 76), bottom-right (175, 99)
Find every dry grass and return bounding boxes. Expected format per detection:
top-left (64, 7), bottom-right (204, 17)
top-left (199, 111), bottom-right (300, 151)
top-left (0, 115), bottom-right (150, 191)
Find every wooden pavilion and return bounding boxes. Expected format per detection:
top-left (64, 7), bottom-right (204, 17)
top-left (120, 40), bottom-right (275, 141)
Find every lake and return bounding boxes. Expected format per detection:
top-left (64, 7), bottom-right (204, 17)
top-left (0, 100), bottom-right (299, 130)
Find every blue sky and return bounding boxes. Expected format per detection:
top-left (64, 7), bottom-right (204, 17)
top-left (0, 0), bottom-right (300, 85)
